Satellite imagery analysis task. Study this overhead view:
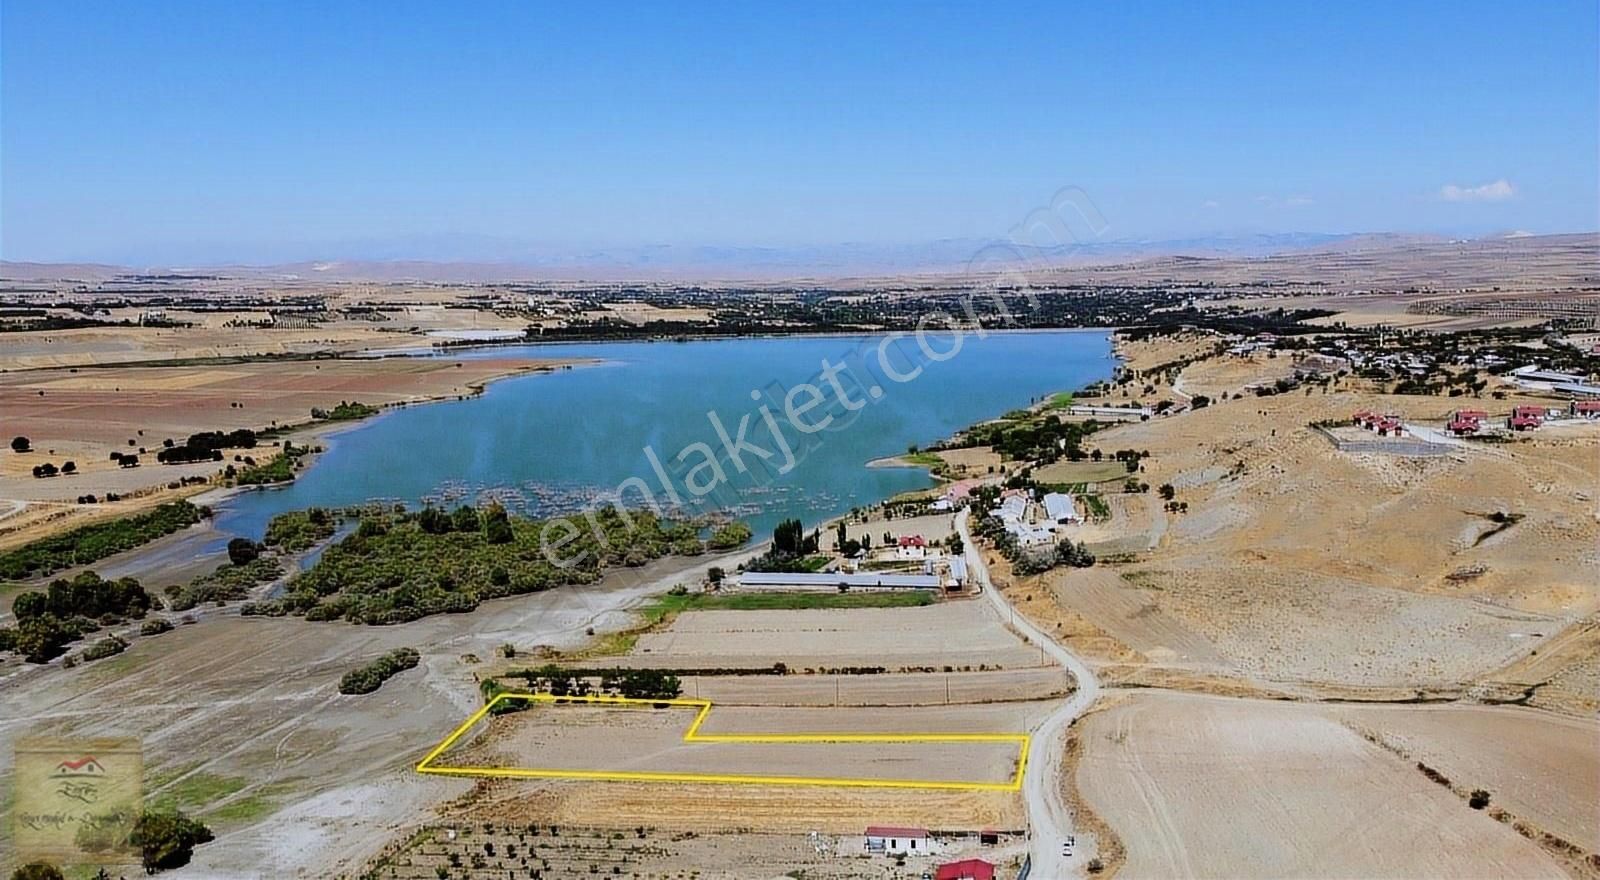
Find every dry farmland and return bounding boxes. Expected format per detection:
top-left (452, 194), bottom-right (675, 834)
top-left (1075, 691), bottom-right (1577, 879)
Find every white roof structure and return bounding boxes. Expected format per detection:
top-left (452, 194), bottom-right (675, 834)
top-left (1042, 492), bottom-right (1078, 523)
top-left (996, 495), bottom-right (1028, 522)
top-left (737, 571), bottom-right (941, 590)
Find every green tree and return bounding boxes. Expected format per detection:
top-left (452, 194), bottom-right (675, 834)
top-left (1158, 483), bottom-right (1176, 501)
top-left (226, 537), bottom-right (261, 566)
top-left (11, 436), bottom-right (30, 453)
top-left (11, 863), bottom-right (65, 880)
top-left (481, 504), bottom-right (513, 544)
top-left (129, 810), bottom-right (214, 873)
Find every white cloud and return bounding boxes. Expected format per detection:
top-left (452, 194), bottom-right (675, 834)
top-left (1285, 196), bottom-right (1314, 206)
top-left (1201, 199), bottom-right (1220, 209)
top-left (1440, 179), bottom-right (1515, 202)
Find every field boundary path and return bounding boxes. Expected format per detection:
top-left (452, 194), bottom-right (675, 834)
top-left (959, 508), bottom-right (1103, 878)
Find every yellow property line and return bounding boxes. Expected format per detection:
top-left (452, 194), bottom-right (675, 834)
top-left (416, 692), bottom-right (1030, 791)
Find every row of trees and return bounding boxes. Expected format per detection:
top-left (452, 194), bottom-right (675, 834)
top-left (155, 429), bottom-right (258, 465)
top-left (744, 518), bottom-right (821, 571)
top-left (0, 500), bottom-right (206, 580)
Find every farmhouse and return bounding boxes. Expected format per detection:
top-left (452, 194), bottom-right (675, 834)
top-left (896, 535), bottom-right (928, 560)
top-left (736, 571), bottom-right (941, 591)
top-left (865, 825), bottom-right (929, 856)
top-left (936, 859), bottom-right (997, 880)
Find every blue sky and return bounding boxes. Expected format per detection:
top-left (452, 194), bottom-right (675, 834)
top-left (2, 1), bottom-right (1596, 264)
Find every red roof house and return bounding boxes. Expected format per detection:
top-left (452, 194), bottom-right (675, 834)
top-left (936, 859), bottom-right (997, 880)
top-left (897, 535), bottom-right (927, 548)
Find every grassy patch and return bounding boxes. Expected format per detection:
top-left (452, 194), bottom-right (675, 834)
top-left (900, 451), bottom-right (944, 468)
top-left (1033, 459), bottom-right (1128, 484)
top-left (146, 769), bottom-right (250, 813)
top-left (1081, 494), bottom-right (1111, 520)
top-left (1044, 391), bottom-right (1076, 410)
top-left (202, 782), bottom-right (297, 825)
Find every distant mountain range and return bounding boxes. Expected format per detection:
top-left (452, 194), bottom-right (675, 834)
top-left (2, 231), bottom-right (1590, 284)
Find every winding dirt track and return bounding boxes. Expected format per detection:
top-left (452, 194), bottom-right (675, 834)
top-left (959, 509), bottom-right (1102, 877)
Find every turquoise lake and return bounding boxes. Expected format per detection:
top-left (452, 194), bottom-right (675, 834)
top-left (214, 330), bottom-right (1117, 541)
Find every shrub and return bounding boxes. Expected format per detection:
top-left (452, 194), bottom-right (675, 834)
top-left (129, 810), bottom-right (214, 873)
top-left (80, 636), bottom-right (128, 662)
top-left (338, 647), bottom-right (422, 695)
top-left (1469, 789), bottom-right (1491, 809)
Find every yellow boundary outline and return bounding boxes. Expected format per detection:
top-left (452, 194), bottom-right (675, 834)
top-left (416, 692), bottom-right (1029, 791)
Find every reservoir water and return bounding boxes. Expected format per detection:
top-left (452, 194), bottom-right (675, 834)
top-left (214, 330), bottom-right (1117, 541)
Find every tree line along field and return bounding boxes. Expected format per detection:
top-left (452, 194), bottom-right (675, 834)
top-left (0, 499), bottom-right (204, 580)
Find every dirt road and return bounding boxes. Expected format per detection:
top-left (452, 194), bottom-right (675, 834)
top-left (959, 509), bottom-right (1102, 877)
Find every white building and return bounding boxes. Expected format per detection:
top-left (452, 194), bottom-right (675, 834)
top-left (865, 826), bottom-right (930, 856)
top-left (1042, 492), bottom-right (1079, 524)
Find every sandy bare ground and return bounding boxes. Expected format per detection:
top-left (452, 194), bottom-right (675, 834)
top-left (1048, 378), bottom-right (1600, 693)
top-left (0, 550), bottom-right (748, 879)
top-left (822, 511), bottom-right (958, 551)
top-left (1075, 691), bottom-right (1570, 879)
top-left (624, 600), bottom-right (1047, 671)
top-left (359, 823), bottom-right (1018, 880)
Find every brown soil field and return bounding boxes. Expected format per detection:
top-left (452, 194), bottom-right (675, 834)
top-left (0, 356), bottom-right (580, 545)
top-left (0, 324), bottom-right (406, 370)
top-left (1075, 691), bottom-right (1570, 879)
top-left (621, 601), bottom-right (1048, 671)
top-left (683, 666), bottom-right (1069, 707)
top-left (451, 778), bottom-right (1024, 837)
top-left (1335, 703), bottom-right (1600, 853)
top-left (442, 701), bottom-right (1035, 786)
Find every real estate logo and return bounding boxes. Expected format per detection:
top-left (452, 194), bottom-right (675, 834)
top-left (13, 736), bottom-right (142, 864)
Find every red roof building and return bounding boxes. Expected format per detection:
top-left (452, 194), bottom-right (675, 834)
top-left (897, 535), bottom-right (927, 548)
top-left (936, 859), bottom-right (997, 880)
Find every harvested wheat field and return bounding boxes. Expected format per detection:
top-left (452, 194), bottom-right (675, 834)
top-left (439, 700), bottom-right (1033, 787)
top-left (1075, 691), bottom-right (1569, 879)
